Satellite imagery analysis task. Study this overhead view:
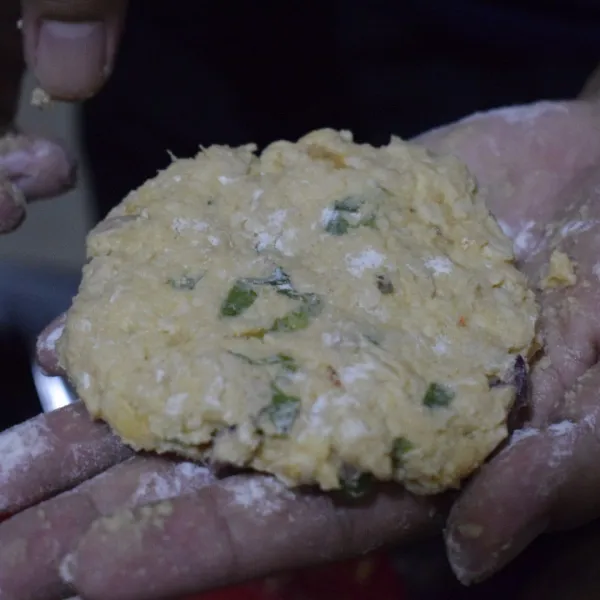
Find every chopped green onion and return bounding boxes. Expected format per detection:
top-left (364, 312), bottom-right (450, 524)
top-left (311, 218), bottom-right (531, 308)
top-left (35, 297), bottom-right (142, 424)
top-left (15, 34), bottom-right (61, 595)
top-left (228, 352), bottom-right (298, 372)
top-left (262, 384), bottom-right (301, 435)
top-left (423, 382), bottom-right (455, 408)
top-left (334, 196), bottom-right (363, 213)
top-left (339, 466), bottom-right (373, 499)
top-left (392, 437), bottom-right (413, 463)
top-left (220, 281), bottom-right (258, 317)
top-left (271, 294), bottom-right (322, 333)
top-left (271, 309), bottom-right (311, 333)
top-left (325, 213), bottom-right (351, 236)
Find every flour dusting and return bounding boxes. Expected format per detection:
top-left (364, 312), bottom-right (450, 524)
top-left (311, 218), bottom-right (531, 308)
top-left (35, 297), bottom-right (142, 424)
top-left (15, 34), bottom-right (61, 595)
top-left (0, 420), bottom-right (51, 508)
top-left (462, 102), bottom-right (569, 127)
top-left (512, 221), bottom-right (537, 255)
top-left (509, 427), bottom-right (540, 446)
top-left (424, 256), bottom-right (453, 275)
top-left (39, 322), bottom-right (64, 353)
top-left (560, 220), bottom-right (596, 238)
top-left (547, 420), bottom-right (578, 469)
top-left (223, 476), bottom-right (295, 517)
top-left (547, 420), bottom-right (577, 437)
top-left (345, 248), bottom-right (386, 277)
top-left (130, 461), bottom-right (214, 506)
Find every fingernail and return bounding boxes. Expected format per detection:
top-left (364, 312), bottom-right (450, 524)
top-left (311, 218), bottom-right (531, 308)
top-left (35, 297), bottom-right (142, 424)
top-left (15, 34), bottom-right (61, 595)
top-left (59, 551), bottom-right (77, 585)
top-left (446, 516), bottom-right (547, 585)
top-left (35, 21), bottom-right (107, 100)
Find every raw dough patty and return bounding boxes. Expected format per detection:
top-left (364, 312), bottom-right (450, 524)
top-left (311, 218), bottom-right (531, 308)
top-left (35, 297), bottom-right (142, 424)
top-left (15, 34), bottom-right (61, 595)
top-left (59, 129), bottom-right (538, 495)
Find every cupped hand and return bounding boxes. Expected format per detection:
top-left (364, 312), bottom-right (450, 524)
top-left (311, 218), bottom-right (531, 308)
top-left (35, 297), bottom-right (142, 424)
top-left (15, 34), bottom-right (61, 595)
top-left (437, 137), bottom-right (600, 585)
top-left (4, 98), bottom-right (600, 599)
top-left (0, 0), bottom-right (129, 232)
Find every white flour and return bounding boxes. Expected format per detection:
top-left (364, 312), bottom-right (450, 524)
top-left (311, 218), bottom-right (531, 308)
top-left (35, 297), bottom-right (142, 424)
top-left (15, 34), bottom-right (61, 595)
top-left (0, 419), bottom-right (50, 509)
top-left (130, 461), bottom-right (214, 506)
top-left (222, 476), bottom-right (295, 517)
top-left (36, 320), bottom-right (65, 354)
top-left (464, 101), bottom-right (569, 126)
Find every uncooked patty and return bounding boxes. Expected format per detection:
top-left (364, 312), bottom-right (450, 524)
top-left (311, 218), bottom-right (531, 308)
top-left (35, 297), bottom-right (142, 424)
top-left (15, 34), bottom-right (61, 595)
top-left (59, 129), bottom-right (539, 495)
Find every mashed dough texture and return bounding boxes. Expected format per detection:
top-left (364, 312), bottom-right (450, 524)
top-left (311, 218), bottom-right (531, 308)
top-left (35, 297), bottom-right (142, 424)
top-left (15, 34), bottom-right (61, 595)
top-left (59, 129), bottom-right (538, 495)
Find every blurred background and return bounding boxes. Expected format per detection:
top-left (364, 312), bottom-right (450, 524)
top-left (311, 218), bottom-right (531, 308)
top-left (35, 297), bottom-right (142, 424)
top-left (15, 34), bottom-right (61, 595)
top-left (0, 71), bottom-right (88, 431)
top-left (0, 2), bottom-right (598, 598)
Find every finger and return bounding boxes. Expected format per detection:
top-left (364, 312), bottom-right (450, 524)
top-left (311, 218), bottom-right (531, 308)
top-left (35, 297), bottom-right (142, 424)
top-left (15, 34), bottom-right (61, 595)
top-left (0, 132), bottom-right (76, 232)
top-left (415, 101), bottom-right (600, 258)
top-left (445, 363), bottom-right (600, 585)
top-left (0, 455), bottom-right (214, 600)
top-left (36, 312), bottom-right (66, 375)
top-left (0, 402), bottom-right (133, 516)
top-left (526, 293), bottom-right (597, 428)
top-left (0, 177), bottom-right (26, 232)
top-left (21, 0), bottom-right (129, 100)
top-left (67, 476), bottom-right (448, 600)
top-left (0, 133), bottom-right (75, 200)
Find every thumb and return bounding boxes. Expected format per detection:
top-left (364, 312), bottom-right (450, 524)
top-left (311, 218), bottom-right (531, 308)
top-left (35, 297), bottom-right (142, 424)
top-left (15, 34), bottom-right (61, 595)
top-left (445, 362), bottom-right (600, 585)
top-left (21, 0), bottom-right (129, 100)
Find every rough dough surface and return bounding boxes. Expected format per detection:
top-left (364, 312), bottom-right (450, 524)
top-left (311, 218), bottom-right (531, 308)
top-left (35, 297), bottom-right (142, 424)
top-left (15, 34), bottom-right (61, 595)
top-left (59, 129), bottom-right (539, 495)
top-left (540, 250), bottom-right (577, 289)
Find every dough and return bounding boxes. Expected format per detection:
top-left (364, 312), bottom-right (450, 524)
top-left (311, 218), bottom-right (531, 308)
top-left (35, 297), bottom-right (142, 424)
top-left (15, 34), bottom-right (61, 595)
top-left (59, 129), bottom-right (539, 495)
top-left (540, 250), bottom-right (576, 289)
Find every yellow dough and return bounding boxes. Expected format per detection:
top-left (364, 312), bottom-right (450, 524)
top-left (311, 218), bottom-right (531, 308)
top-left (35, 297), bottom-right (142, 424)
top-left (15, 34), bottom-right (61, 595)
top-left (59, 129), bottom-right (539, 495)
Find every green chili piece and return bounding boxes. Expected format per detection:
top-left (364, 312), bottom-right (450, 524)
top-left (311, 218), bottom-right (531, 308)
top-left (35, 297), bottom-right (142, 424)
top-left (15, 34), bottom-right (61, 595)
top-left (263, 384), bottom-right (301, 435)
top-left (334, 196), bottom-right (363, 213)
top-left (339, 467), bottom-right (373, 499)
top-left (220, 281), bottom-right (258, 317)
top-left (324, 197), bottom-right (377, 235)
top-left (423, 382), bottom-right (455, 408)
top-left (270, 293), bottom-right (322, 334)
top-left (271, 308), bottom-right (311, 333)
top-left (273, 354), bottom-right (298, 372)
top-left (228, 351), bottom-right (298, 372)
top-left (325, 213), bottom-right (351, 236)
top-left (392, 437), bottom-right (414, 463)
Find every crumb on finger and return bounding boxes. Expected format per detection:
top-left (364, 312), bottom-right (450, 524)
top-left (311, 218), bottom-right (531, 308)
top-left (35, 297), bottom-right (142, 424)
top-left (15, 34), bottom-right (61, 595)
top-left (31, 87), bottom-right (53, 109)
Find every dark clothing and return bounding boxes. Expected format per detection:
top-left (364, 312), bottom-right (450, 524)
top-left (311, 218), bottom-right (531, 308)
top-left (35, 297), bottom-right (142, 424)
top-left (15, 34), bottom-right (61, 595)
top-left (81, 0), bottom-right (600, 221)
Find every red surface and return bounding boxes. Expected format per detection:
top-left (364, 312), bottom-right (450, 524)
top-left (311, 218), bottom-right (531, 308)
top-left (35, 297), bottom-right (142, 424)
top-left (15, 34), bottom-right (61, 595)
top-left (186, 553), bottom-right (407, 600)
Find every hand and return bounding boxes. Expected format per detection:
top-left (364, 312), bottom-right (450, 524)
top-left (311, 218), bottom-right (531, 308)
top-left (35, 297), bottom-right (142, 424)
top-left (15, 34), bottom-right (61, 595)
top-left (0, 0), bottom-right (129, 232)
top-left (435, 135), bottom-right (600, 585)
top-left (4, 97), bottom-right (600, 599)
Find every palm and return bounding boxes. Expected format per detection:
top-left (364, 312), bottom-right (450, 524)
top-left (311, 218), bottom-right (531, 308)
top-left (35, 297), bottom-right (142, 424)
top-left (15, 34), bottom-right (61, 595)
top-left (429, 102), bottom-right (600, 585)
top-left (2, 99), bottom-right (600, 599)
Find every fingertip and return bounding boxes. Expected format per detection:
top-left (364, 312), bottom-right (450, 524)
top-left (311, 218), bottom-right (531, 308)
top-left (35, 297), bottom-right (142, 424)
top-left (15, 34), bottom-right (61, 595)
top-left (0, 134), bottom-right (78, 200)
top-left (21, 3), bottom-right (127, 101)
top-left (444, 433), bottom-right (551, 584)
top-left (0, 179), bottom-right (26, 232)
top-left (36, 313), bottom-right (67, 376)
top-left (25, 136), bottom-right (78, 198)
